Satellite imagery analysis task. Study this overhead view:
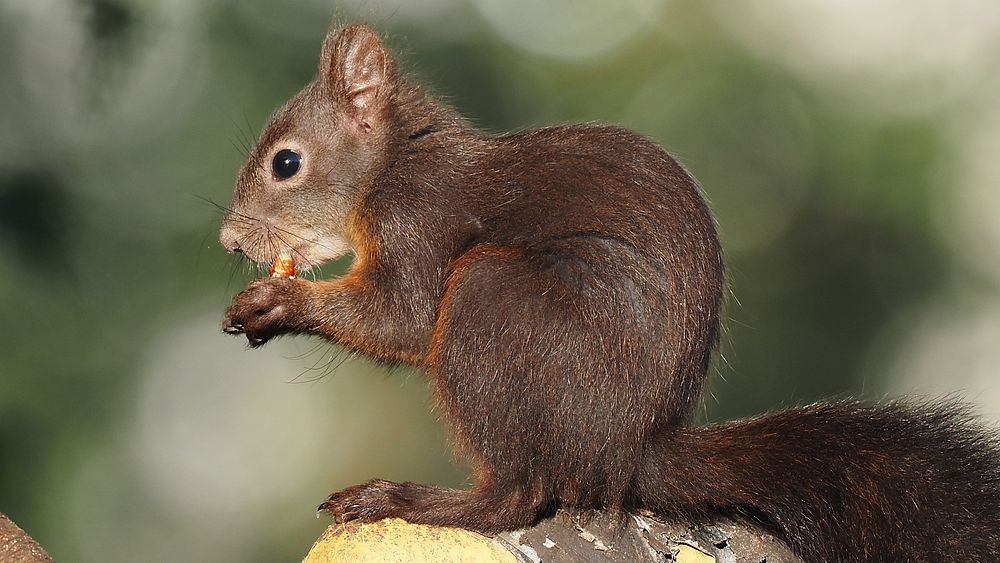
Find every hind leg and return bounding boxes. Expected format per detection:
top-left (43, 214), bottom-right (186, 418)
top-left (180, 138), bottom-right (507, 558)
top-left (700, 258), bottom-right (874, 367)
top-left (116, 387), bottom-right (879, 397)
top-left (319, 240), bottom-right (666, 530)
top-left (318, 246), bottom-right (560, 532)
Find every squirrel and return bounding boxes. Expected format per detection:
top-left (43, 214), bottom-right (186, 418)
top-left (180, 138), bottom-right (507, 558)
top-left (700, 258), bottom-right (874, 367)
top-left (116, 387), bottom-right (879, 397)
top-left (219, 23), bottom-right (1000, 561)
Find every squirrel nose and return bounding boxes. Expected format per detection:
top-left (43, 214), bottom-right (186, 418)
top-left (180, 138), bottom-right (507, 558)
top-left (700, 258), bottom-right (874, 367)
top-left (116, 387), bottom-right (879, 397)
top-left (219, 229), bottom-right (243, 254)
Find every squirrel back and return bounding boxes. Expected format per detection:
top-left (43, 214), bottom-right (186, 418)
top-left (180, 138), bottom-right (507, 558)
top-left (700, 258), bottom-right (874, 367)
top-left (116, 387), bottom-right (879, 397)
top-left (219, 23), bottom-right (1000, 562)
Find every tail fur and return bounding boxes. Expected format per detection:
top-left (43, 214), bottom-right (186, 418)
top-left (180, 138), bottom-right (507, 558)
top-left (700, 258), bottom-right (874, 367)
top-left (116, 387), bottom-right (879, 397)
top-left (632, 401), bottom-right (1000, 562)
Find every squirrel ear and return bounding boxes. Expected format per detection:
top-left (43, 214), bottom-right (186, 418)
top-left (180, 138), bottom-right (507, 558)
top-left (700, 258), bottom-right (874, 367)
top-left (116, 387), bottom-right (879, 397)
top-left (320, 24), bottom-right (394, 123)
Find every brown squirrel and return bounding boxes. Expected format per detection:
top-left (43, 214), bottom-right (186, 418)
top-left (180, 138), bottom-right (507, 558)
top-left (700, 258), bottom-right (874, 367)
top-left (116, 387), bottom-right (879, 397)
top-left (219, 23), bottom-right (1000, 561)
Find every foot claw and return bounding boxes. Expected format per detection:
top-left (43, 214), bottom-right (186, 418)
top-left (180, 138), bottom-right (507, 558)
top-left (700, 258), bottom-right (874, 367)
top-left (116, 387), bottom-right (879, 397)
top-left (319, 479), bottom-right (403, 524)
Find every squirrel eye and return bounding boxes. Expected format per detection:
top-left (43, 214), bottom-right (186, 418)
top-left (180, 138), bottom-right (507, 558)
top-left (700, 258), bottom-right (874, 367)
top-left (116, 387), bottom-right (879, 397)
top-left (272, 149), bottom-right (301, 180)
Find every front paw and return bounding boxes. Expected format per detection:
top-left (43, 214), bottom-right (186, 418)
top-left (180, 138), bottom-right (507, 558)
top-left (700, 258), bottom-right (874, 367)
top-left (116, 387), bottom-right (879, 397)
top-left (222, 277), bottom-right (308, 347)
top-left (319, 479), bottom-right (403, 524)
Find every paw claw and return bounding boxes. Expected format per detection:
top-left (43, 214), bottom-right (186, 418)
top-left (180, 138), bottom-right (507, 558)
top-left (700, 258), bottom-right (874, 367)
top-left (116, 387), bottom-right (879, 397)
top-left (222, 278), bottom-right (304, 344)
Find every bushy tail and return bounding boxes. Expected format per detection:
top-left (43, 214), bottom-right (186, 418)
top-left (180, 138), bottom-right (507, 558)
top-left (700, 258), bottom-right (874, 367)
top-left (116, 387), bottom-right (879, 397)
top-left (633, 401), bottom-right (1000, 562)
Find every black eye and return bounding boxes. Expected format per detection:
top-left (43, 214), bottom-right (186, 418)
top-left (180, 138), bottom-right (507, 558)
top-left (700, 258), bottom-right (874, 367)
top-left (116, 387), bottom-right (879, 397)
top-left (272, 149), bottom-right (301, 179)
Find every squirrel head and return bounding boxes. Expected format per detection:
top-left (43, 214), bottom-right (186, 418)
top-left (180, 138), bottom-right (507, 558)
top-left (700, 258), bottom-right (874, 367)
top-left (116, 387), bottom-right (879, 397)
top-left (220, 23), bottom-right (399, 272)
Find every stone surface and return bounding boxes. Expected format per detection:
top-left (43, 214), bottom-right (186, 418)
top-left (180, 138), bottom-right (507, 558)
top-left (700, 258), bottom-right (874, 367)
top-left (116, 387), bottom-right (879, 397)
top-left (303, 518), bottom-right (516, 563)
top-left (305, 511), bottom-right (804, 562)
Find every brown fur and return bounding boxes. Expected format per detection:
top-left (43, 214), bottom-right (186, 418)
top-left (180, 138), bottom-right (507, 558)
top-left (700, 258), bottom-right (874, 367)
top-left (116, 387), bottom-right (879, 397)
top-left (220, 23), bottom-right (1000, 561)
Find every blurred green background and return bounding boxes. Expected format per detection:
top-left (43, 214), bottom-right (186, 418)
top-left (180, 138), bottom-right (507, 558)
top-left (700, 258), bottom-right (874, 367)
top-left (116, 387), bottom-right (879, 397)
top-left (2, 0), bottom-right (999, 560)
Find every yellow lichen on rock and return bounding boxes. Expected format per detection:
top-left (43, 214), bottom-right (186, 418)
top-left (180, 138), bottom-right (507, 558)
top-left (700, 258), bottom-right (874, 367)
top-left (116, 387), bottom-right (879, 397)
top-left (303, 518), bottom-right (516, 563)
top-left (676, 543), bottom-right (716, 563)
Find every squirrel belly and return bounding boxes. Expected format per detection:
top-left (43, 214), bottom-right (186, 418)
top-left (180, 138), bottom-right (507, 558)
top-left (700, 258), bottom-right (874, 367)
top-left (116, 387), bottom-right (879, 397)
top-left (219, 22), bottom-right (1000, 562)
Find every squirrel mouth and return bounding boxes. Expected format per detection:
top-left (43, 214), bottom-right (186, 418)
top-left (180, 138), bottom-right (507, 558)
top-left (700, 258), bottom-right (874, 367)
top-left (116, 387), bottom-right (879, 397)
top-left (269, 253), bottom-right (298, 278)
top-left (264, 239), bottom-right (352, 276)
top-left (263, 247), bottom-right (313, 277)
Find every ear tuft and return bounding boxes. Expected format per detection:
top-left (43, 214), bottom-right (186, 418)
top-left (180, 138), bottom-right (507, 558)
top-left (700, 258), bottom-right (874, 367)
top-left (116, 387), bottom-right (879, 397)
top-left (320, 23), bottom-right (395, 119)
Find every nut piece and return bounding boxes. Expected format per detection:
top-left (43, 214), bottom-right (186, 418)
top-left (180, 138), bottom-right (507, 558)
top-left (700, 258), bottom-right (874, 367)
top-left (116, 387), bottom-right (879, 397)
top-left (270, 254), bottom-right (297, 278)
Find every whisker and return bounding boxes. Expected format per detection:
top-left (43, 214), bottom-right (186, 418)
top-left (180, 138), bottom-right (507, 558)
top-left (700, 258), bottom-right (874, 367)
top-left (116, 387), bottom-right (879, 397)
top-left (231, 141), bottom-right (248, 161)
top-left (286, 340), bottom-right (329, 362)
top-left (270, 229), bottom-right (315, 272)
top-left (289, 346), bottom-right (346, 384)
top-left (239, 229), bottom-right (267, 275)
top-left (192, 196), bottom-right (253, 225)
top-left (226, 253), bottom-right (247, 290)
top-left (193, 194), bottom-right (228, 213)
top-left (199, 195), bottom-right (347, 276)
top-left (290, 346), bottom-right (358, 385)
top-left (265, 230), bottom-right (281, 275)
top-left (193, 196), bottom-right (258, 224)
top-left (269, 224), bottom-right (345, 256)
top-left (242, 110), bottom-right (259, 146)
top-left (232, 118), bottom-right (256, 156)
top-left (325, 350), bottom-right (358, 377)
